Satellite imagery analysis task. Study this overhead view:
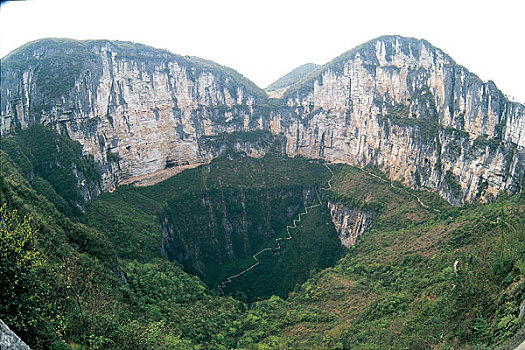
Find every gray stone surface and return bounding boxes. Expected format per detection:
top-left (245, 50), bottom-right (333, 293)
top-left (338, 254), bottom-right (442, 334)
top-left (513, 339), bottom-right (525, 350)
top-left (0, 319), bottom-right (30, 350)
top-left (328, 199), bottom-right (376, 247)
top-left (273, 36), bottom-right (525, 205)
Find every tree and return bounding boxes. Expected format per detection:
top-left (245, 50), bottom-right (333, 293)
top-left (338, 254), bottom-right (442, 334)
top-left (0, 204), bottom-right (64, 349)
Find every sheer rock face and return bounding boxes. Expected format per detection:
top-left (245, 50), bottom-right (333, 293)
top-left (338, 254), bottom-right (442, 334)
top-left (272, 36), bottom-right (524, 205)
top-left (327, 200), bottom-right (376, 247)
top-left (159, 187), bottom-right (313, 278)
top-left (1, 36), bottom-right (524, 205)
top-left (0, 39), bottom-right (267, 191)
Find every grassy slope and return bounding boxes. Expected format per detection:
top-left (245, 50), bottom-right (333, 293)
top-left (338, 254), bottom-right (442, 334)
top-left (266, 63), bottom-right (320, 91)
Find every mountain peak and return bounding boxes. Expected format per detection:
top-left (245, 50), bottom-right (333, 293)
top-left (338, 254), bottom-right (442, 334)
top-left (282, 35), bottom-right (459, 99)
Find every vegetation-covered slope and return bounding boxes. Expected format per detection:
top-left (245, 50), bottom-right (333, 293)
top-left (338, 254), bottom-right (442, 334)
top-left (1, 125), bottom-right (524, 349)
top-left (83, 142), bottom-right (337, 300)
top-left (1, 124), bottom-right (100, 215)
top-left (0, 127), bottom-right (249, 349)
top-left (260, 167), bottom-right (525, 349)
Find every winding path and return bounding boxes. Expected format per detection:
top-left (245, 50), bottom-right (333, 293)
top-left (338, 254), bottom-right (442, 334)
top-left (217, 163), bottom-right (441, 294)
top-left (357, 167), bottom-right (441, 213)
top-left (217, 163), bottom-right (334, 294)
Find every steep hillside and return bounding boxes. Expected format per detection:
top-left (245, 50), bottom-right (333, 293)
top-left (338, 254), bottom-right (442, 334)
top-left (260, 172), bottom-right (525, 349)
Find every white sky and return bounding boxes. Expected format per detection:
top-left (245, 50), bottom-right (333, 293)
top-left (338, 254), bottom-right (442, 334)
top-left (1, 0), bottom-right (524, 102)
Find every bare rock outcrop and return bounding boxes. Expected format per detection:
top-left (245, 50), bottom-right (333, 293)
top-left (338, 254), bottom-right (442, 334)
top-left (272, 36), bottom-right (524, 204)
top-left (327, 200), bottom-right (376, 247)
top-left (0, 319), bottom-right (30, 350)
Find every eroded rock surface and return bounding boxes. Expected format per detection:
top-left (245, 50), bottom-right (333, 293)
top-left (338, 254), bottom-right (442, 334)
top-left (1, 36), bottom-right (524, 205)
top-left (328, 200), bottom-right (377, 247)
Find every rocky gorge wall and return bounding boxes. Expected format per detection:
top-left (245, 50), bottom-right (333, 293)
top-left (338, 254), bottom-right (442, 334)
top-left (327, 200), bottom-right (377, 248)
top-left (159, 185), bottom-right (316, 280)
top-left (271, 36), bottom-right (525, 205)
top-left (1, 36), bottom-right (524, 205)
top-left (1, 39), bottom-right (268, 192)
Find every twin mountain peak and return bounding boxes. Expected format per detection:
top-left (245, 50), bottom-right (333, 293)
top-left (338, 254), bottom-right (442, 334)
top-left (1, 35), bottom-right (524, 206)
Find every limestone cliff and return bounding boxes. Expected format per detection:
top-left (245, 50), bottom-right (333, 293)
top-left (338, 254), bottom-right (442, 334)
top-left (272, 35), bottom-right (525, 204)
top-left (159, 185), bottom-right (315, 280)
top-left (1, 39), bottom-right (268, 192)
top-left (328, 200), bottom-right (376, 247)
top-left (1, 36), bottom-right (524, 205)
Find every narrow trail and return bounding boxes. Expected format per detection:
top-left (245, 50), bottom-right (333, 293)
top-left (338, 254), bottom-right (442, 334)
top-left (357, 167), bottom-right (441, 213)
top-left (217, 163), bottom-right (334, 294)
top-left (217, 163), bottom-right (441, 294)
top-left (482, 214), bottom-right (517, 233)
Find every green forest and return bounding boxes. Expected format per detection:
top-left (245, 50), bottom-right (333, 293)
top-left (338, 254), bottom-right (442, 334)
top-left (1, 125), bottom-right (524, 349)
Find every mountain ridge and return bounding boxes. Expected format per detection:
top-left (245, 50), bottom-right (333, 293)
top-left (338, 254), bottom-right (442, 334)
top-left (282, 34), bottom-right (456, 98)
top-left (1, 37), bottom-right (267, 98)
top-left (271, 35), bottom-right (525, 204)
top-left (1, 35), bottom-right (520, 104)
top-left (1, 35), bottom-right (524, 206)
